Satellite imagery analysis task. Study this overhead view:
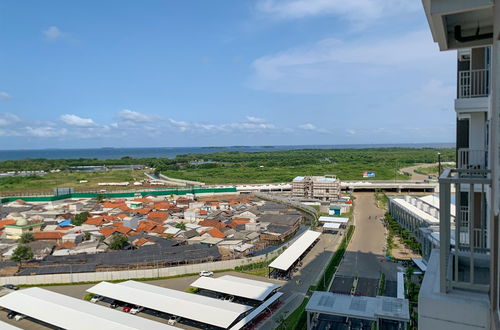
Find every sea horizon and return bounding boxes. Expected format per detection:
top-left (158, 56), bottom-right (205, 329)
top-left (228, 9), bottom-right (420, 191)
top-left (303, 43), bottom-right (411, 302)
top-left (0, 142), bottom-right (455, 161)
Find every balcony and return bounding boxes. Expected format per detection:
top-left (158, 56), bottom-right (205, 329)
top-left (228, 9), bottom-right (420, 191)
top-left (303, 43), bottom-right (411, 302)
top-left (458, 69), bottom-right (490, 98)
top-left (458, 148), bottom-right (488, 170)
top-left (438, 168), bottom-right (491, 293)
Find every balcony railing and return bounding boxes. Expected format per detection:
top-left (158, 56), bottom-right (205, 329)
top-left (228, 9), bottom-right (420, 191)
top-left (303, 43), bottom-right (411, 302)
top-left (458, 148), bottom-right (487, 170)
top-left (439, 168), bottom-right (491, 293)
top-left (458, 69), bottom-right (490, 98)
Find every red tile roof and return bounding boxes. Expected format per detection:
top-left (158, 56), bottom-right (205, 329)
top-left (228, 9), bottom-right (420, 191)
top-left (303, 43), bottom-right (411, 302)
top-left (0, 219), bottom-right (16, 230)
top-left (201, 228), bottom-right (226, 239)
top-left (198, 219), bottom-right (227, 229)
top-left (33, 232), bottom-right (64, 240)
top-left (147, 212), bottom-right (168, 222)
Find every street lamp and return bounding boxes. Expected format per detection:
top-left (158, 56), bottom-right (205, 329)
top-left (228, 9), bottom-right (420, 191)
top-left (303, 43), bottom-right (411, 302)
top-left (437, 152), bottom-right (442, 178)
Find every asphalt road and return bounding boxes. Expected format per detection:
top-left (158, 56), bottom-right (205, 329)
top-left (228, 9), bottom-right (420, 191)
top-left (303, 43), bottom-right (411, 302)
top-left (335, 193), bottom-right (400, 281)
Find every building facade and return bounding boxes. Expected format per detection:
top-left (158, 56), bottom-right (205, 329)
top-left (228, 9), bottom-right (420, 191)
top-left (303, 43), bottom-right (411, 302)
top-left (420, 1), bottom-right (500, 329)
top-left (291, 175), bottom-right (341, 201)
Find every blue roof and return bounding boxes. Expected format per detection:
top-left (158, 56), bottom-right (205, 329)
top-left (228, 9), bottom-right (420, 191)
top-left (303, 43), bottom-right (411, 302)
top-left (58, 219), bottom-right (72, 227)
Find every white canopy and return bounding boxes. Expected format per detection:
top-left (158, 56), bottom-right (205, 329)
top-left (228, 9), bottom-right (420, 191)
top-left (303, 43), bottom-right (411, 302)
top-left (0, 287), bottom-right (174, 330)
top-left (268, 230), bottom-right (321, 271)
top-left (190, 275), bottom-right (281, 301)
top-left (229, 292), bottom-right (283, 330)
top-left (318, 216), bottom-right (349, 223)
top-left (88, 280), bottom-right (251, 329)
top-left (322, 222), bottom-right (341, 229)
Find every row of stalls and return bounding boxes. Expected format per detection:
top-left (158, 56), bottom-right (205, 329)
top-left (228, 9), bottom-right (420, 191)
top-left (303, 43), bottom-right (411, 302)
top-left (0, 275), bottom-right (283, 330)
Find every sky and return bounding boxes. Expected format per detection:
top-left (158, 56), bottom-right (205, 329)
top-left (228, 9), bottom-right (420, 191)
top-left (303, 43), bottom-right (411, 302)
top-left (0, 0), bottom-right (456, 149)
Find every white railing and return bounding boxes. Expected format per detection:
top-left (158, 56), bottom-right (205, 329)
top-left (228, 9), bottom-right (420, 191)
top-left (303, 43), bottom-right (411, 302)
top-left (458, 69), bottom-right (490, 98)
top-left (458, 148), bottom-right (487, 170)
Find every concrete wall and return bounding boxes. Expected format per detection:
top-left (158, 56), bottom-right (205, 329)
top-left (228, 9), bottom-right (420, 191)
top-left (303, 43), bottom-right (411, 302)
top-left (0, 240), bottom-right (292, 286)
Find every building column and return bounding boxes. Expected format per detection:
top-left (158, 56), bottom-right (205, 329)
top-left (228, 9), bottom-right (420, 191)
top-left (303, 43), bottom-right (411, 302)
top-left (439, 180), bottom-right (451, 293)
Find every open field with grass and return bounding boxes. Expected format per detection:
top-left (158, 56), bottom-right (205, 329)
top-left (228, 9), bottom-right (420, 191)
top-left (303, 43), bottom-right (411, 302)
top-left (161, 148), bottom-right (455, 184)
top-left (0, 170), bottom-right (145, 193)
top-left (0, 148), bottom-right (455, 189)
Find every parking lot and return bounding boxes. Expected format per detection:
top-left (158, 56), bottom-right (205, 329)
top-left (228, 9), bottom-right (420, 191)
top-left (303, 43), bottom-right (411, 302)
top-left (0, 271), bottom-right (283, 329)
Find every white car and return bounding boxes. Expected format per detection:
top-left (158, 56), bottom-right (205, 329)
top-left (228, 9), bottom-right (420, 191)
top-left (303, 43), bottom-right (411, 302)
top-left (130, 305), bottom-right (144, 315)
top-left (90, 295), bottom-right (103, 303)
top-left (14, 314), bottom-right (25, 321)
top-left (167, 315), bottom-right (181, 325)
top-left (199, 271), bottom-right (213, 277)
top-left (224, 295), bottom-right (234, 302)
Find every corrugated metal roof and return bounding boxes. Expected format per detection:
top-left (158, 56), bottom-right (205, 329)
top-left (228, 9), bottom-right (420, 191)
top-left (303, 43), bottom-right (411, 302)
top-left (88, 280), bottom-right (251, 328)
top-left (268, 230), bottom-right (321, 271)
top-left (190, 275), bottom-right (281, 301)
top-left (0, 287), bottom-right (175, 330)
top-left (318, 216), bottom-right (349, 223)
top-left (322, 222), bottom-right (341, 229)
top-left (229, 292), bottom-right (283, 330)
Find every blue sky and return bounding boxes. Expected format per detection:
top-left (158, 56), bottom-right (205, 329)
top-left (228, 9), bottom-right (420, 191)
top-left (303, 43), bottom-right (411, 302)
top-left (0, 0), bottom-right (456, 149)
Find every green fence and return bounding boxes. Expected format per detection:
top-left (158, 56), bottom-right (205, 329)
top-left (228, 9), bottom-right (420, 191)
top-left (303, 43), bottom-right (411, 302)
top-left (0, 187), bottom-right (237, 203)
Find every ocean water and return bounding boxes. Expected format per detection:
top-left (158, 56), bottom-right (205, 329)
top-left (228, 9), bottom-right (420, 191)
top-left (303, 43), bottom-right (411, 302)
top-left (0, 143), bottom-right (454, 161)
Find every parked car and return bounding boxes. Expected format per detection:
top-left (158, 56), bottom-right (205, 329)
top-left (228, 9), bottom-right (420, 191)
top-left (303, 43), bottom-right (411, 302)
top-left (110, 300), bottom-right (124, 309)
top-left (14, 314), bottom-right (25, 321)
top-left (7, 311), bottom-right (16, 319)
top-left (3, 284), bottom-right (19, 291)
top-left (167, 315), bottom-right (181, 325)
top-left (199, 270), bottom-right (213, 277)
top-left (224, 295), bottom-right (234, 302)
top-left (90, 295), bottom-right (103, 303)
top-left (130, 305), bottom-right (144, 315)
top-left (122, 304), bottom-right (133, 313)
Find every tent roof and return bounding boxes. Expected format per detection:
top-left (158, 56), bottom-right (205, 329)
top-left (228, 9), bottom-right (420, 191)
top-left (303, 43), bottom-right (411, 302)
top-left (0, 287), bottom-right (174, 330)
top-left (88, 280), bottom-right (251, 328)
top-left (268, 230), bottom-right (321, 271)
top-left (190, 275), bottom-right (281, 301)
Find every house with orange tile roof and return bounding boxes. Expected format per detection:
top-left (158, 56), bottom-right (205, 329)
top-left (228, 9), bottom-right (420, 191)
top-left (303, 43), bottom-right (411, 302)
top-left (200, 228), bottom-right (226, 239)
top-left (147, 211), bottom-right (168, 222)
top-left (33, 231), bottom-right (65, 243)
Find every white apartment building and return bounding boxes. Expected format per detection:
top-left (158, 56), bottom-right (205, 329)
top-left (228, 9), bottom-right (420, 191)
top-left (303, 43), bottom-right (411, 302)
top-left (420, 1), bottom-right (500, 329)
top-left (291, 175), bottom-right (341, 201)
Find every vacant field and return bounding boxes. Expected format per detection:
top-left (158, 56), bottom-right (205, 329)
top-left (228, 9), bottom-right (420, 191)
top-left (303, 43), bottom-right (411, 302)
top-left (0, 170), bottom-right (145, 193)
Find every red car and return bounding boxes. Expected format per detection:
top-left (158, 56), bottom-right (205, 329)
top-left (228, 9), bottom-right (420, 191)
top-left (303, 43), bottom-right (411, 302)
top-left (122, 304), bottom-right (132, 313)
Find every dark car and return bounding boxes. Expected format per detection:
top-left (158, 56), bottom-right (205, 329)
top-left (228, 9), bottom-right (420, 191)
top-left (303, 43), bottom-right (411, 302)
top-left (110, 300), bottom-right (124, 309)
top-left (7, 311), bottom-right (17, 319)
top-left (3, 284), bottom-right (19, 290)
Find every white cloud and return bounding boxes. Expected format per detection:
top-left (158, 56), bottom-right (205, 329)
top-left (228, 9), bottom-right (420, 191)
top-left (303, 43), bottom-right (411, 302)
top-left (118, 109), bottom-right (156, 123)
top-left (249, 30), bottom-right (455, 94)
top-left (0, 92), bottom-right (11, 101)
top-left (256, 0), bottom-right (420, 26)
top-left (246, 116), bottom-right (267, 124)
top-left (25, 126), bottom-right (67, 138)
top-left (346, 128), bottom-right (357, 135)
top-left (0, 113), bottom-right (20, 126)
top-left (298, 123), bottom-right (316, 130)
top-left (60, 114), bottom-right (96, 127)
top-left (43, 26), bottom-right (65, 41)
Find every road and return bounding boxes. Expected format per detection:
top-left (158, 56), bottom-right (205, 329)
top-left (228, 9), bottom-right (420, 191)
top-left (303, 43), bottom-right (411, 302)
top-left (336, 193), bottom-right (400, 282)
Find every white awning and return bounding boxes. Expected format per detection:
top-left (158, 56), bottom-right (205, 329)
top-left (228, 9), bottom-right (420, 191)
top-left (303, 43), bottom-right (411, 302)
top-left (397, 272), bottom-right (405, 299)
top-left (268, 230), bottom-right (321, 271)
top-left (0, 287), bottom-right (174, 330)
top-left (411, 258), bottom-right (428, 272)
top-left (229, 292), bottom-right (283, 330)
top-left (88, 280), bottom-right (251, 329)
top-left (318, 216), bottom-right (349, 223)
top-left (190, 275), bottom-right (281, 301)
top-left (322, 222), bottom-right (341, 229)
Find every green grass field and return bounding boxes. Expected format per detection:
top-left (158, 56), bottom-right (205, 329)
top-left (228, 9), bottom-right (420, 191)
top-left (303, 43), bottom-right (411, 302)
top-left (0, 170), bottom-right (145, 193)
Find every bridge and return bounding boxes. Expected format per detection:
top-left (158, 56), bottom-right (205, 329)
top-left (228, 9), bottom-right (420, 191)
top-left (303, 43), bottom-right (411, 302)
top-left (211, 181), bottom-right (436, 194)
